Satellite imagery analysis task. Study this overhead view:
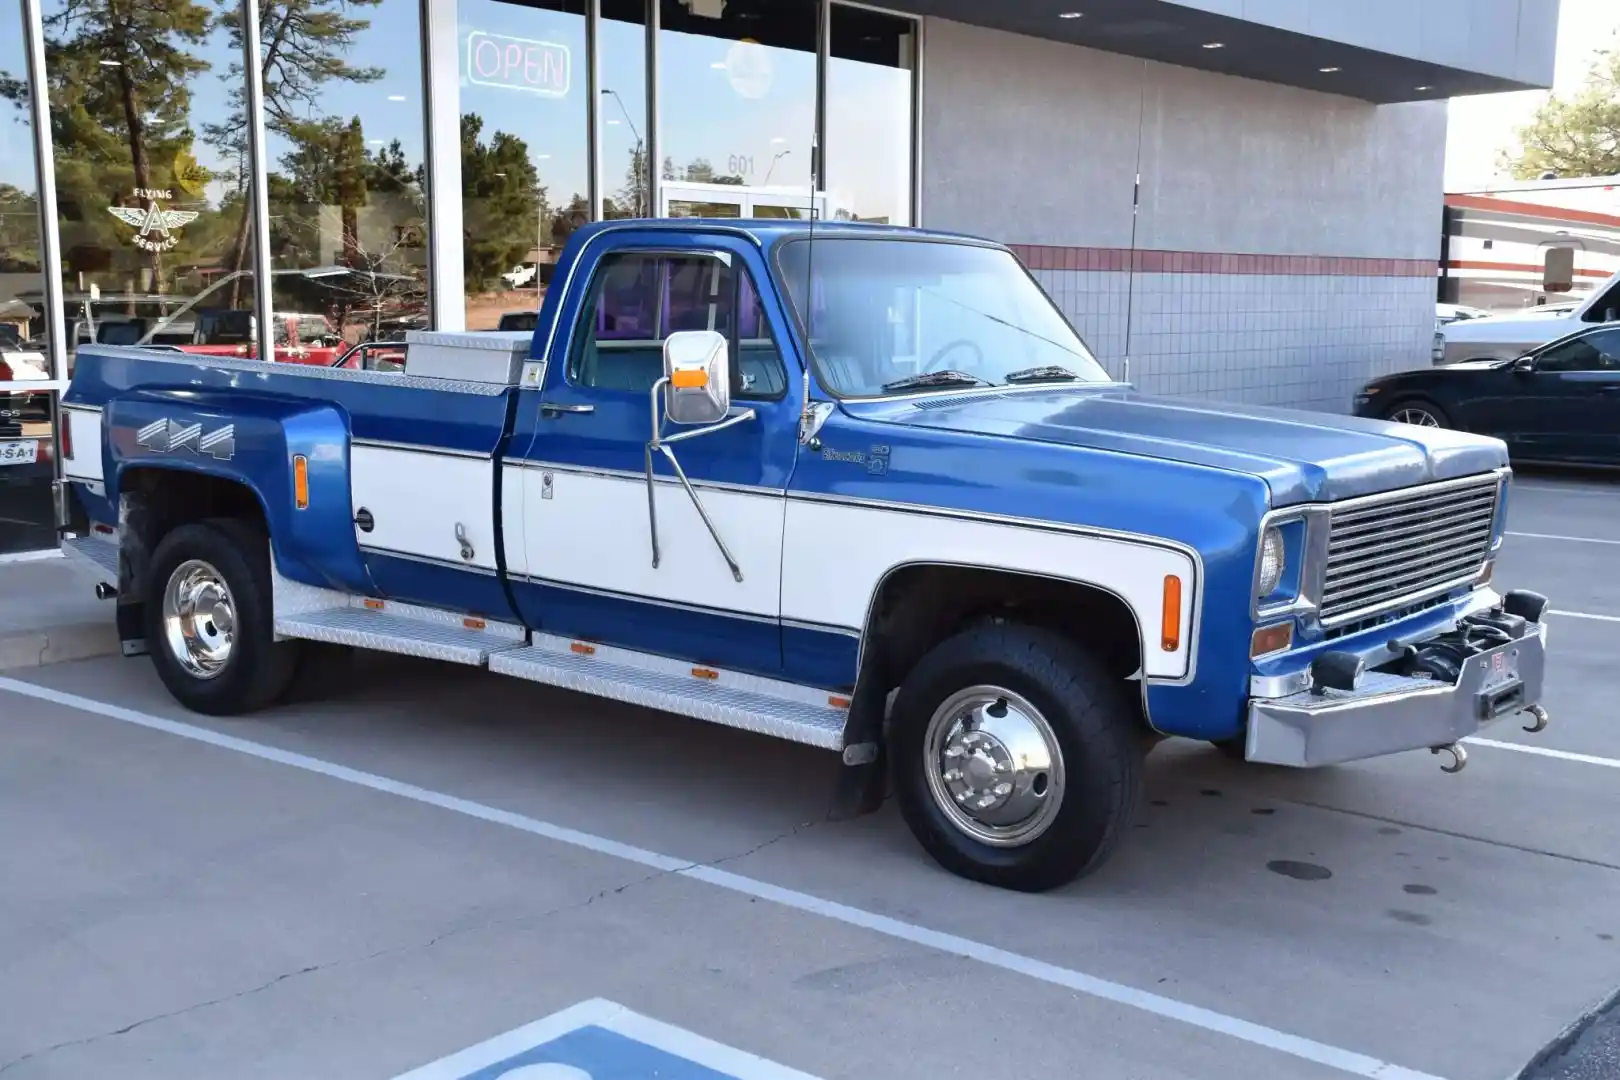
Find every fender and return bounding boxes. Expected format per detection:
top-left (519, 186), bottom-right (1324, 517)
top-left (105, 388), bottom-right (370, 595)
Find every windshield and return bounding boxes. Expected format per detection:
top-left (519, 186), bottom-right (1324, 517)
top-left (776, 237), bottom-right (1110, 397)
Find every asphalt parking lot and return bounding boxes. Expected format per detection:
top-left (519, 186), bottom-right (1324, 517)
top-left (2, 472), bottom-right (1618, 1080)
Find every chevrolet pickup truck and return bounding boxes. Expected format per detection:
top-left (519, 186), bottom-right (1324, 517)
top-left (56, 219), bottom-right (1553, 892)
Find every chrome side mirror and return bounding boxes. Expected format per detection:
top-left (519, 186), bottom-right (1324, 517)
top-left (662, 329), bottom-right (730, 426)
top-left (1511, 355), bottom-right (1536, 373)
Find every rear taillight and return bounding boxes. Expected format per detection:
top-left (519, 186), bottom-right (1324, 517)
top-left (0, 358), bottom-right (12, 381)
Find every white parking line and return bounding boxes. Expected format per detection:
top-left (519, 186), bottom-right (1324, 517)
top-left (0, 675), bottom-right (1448, 1080)
top-left (1508, 531), bottom-right (1620, 546)
top-left (1551, 609), bottom-right (1620, 624)
top-left (1466, 738), bottom-right (1620, 770)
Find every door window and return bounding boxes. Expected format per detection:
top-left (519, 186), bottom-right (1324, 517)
top-left (1537, 329), bottom-right (1620, 372)
top-left (568, 251), bottom-right (786, 399)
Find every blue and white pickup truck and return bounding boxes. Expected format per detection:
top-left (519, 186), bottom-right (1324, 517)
top-left (57, 219), bottom-right (1553, 892)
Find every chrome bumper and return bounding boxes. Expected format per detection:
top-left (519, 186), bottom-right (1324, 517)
top-left (1245, 621), bottom-right (1547, 768)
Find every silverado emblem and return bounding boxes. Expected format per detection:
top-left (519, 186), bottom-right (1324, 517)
top-left (136, 418), bottom-right (236, 460)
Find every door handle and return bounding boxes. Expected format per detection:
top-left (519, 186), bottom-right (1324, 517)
top-left (540, 402), bottom-right (595, 417)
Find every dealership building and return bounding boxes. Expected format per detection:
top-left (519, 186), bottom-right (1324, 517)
top-left (0, 0), bottom-right (1558, 554)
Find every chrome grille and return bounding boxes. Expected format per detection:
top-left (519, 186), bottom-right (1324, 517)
top-left (1320, 476), bottom-right (1500, 625)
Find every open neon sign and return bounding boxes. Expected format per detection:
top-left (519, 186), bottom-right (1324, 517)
top-left (466, 30), bottom-right (571, 97)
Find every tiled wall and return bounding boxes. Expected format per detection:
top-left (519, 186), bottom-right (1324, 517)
top-left (1033, 268), bottom-right (1436, 412)
top-left (919, 17), bottom-right (1449, 414)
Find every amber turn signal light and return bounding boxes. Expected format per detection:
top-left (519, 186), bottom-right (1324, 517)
top-left (292, 454), bottom-right (309, 509)
top-left (1250, 623), bottom-right (1293, 658)
top-left (1161, 574), bottom-right (1182, 652)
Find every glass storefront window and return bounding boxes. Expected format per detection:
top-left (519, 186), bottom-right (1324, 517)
top-left (657, 0), bottom-right (815, 220)
top-left (458, 0), bottom-right (586, 330)
top-left (260, 0), bottom-right (432, 365)
top-left (601, 0), bottom-right (648, 220)
top-left (35, 0), bottom-right (261, 370)
top-left (0, 0), bottom-right (57, 552)
top-left (827, 4), bottom-right (915, 226)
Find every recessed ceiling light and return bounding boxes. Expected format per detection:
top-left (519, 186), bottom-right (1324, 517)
top-left (607, 119), bottom-right (620, 125)
top-left (1202, 42), bottom-right (1224, 49)
top-left (387, 94), bottom-right (406, 101)
top-left (1319, 66), bottom-right (1340, 73)
top-left (1415, 84), bottom-right (1432, 91)
top-left (710, 60), bottom-right (727, 69)
top-left (1058, 11), bottom-right (1082, 19)
top-left (99, 59), bottom-right (121, 66)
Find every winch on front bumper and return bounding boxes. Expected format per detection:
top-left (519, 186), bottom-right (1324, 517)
top-left (1244, 591), bottom-right (1551, 771)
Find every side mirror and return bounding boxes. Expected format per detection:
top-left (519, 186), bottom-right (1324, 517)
top-left (1511, 355), bottom-right (1536, 373)
top-left (662, 329), bottom-right (731, 426)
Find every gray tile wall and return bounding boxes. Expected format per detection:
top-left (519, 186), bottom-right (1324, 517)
top-left (1035, 269), bottom-right (1435, 412)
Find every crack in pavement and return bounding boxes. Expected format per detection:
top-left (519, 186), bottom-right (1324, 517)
top-left (1272, 796), bottom-right (1620, 873)
top-left (0, 820), bottom-right (825, 1076)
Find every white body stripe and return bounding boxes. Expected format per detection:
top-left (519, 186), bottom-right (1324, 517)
top-left (520, 467), bottom-right (784, 617)
top-left (781, 499), bottom-right (1198, 681)
top-left (61, 407), bottom-right (104, 483)
top-left (349, 445), bottom-right (499, 571)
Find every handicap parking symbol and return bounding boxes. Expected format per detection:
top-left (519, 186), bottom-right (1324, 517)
top-left (394, 999), bottom-right (825, 1080)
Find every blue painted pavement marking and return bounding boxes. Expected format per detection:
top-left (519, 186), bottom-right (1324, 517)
top-left (393, 999), bottom-right (824, 1080)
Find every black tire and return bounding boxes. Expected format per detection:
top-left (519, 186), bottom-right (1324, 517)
top-left (890, 622), bottom-right (1145, 892)
top-left (144, 517), bottom-right (301, 715)
top-left (1382, 397), bottom-right (1450, 429)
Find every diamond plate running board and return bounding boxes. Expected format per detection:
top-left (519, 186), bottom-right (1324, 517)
top-left (274, 602), bottom-right (527, 666)
top-left (490, 633), bottom-right (851, 751)
top-left (63, 535), bottom-right (119, 582)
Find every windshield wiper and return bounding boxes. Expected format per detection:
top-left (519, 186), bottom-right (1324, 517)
top-left (881, 370), bottom-right (991, 393)
top-left (1004, 365), bottom-right (1082, 384)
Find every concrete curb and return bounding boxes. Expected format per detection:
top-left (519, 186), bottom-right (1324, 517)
top-left (0, 620), bottom-right (121, 671)
top-left (1513, 982), bottom-right (1620, 1079)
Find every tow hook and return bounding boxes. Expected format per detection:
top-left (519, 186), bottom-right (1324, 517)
top-left (1522, 703), bottom-right (1550, 734)
top-left (1431, 742), bottom-right (1468, 774)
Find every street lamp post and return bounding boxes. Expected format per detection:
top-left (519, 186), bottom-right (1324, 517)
top-left (600, 88), bottom-right (647, 216)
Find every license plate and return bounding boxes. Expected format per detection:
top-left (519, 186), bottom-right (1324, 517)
top-left (0, 439), bottom-right (39, 466)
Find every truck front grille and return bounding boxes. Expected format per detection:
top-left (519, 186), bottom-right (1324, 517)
top-left (1319, 475), bottom-right (1501, 626)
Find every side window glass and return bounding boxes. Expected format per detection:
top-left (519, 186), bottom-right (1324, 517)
top-left (1538, 334), bottom-right (1610, 373)
top-left (733, 271), bottom-right (786, 400)
top-left (569, 251), bottom-right (788, 400)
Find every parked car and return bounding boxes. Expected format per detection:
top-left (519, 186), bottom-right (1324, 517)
top-left (1437, 271), bottom-right (1620, 364)
top-left (502, 263), bottom-right (538, 288)
top-left (1, 337), bottom-right (50, 419)
top-left (1436, 302), bottom-right (1491, 326)
top-left (496, 310), bottom-right (538, 332)
top-left (1355, 323), bottom-right (1620, 465)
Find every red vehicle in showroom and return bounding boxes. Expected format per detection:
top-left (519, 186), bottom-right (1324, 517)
top-left (132, 266), bottom-right (392, 366)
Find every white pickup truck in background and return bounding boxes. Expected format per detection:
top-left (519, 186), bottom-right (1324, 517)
top-left (1438, 269), bottom-right (1620, 364)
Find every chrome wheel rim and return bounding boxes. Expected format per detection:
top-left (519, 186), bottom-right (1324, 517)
top-left (161, 559), bottom-right (236, 680)
top-left (922, 685), bottom-right (1065, 847)
top-left (1390, 407), bottom-right (1440, 428)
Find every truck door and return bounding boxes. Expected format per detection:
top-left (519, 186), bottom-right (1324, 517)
top-left (508, 232), bottom-right (800, 675)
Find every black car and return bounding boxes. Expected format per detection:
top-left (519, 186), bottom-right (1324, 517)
top-left (1354, 324), bottom-right (1620, 466)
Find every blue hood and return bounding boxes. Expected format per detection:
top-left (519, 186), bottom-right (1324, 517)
top-left (847, 386), bottom-right (1507, 506)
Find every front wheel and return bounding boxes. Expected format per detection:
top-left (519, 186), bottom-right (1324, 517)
top-left (890, 623), bottom-right (1145, 892)
top-left (145, 518), bottom-right (301, 716)
top-left (1384, 398), bottom-right (1450, 429)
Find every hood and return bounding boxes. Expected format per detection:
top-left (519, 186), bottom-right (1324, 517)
top-left (852, 386), bottom-right (1506, 507)
top-left (1441, 310), bottom-right (1575, 342)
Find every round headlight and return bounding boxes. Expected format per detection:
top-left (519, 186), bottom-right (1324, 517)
top-left (1257, 527), bottom-right (1286, 598)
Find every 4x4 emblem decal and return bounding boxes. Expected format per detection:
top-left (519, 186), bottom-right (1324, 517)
top-left (136, 418), bottom-right (236, 460)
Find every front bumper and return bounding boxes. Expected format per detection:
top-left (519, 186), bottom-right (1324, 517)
top-left (1245, 614), bottom-right (1547, 768)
